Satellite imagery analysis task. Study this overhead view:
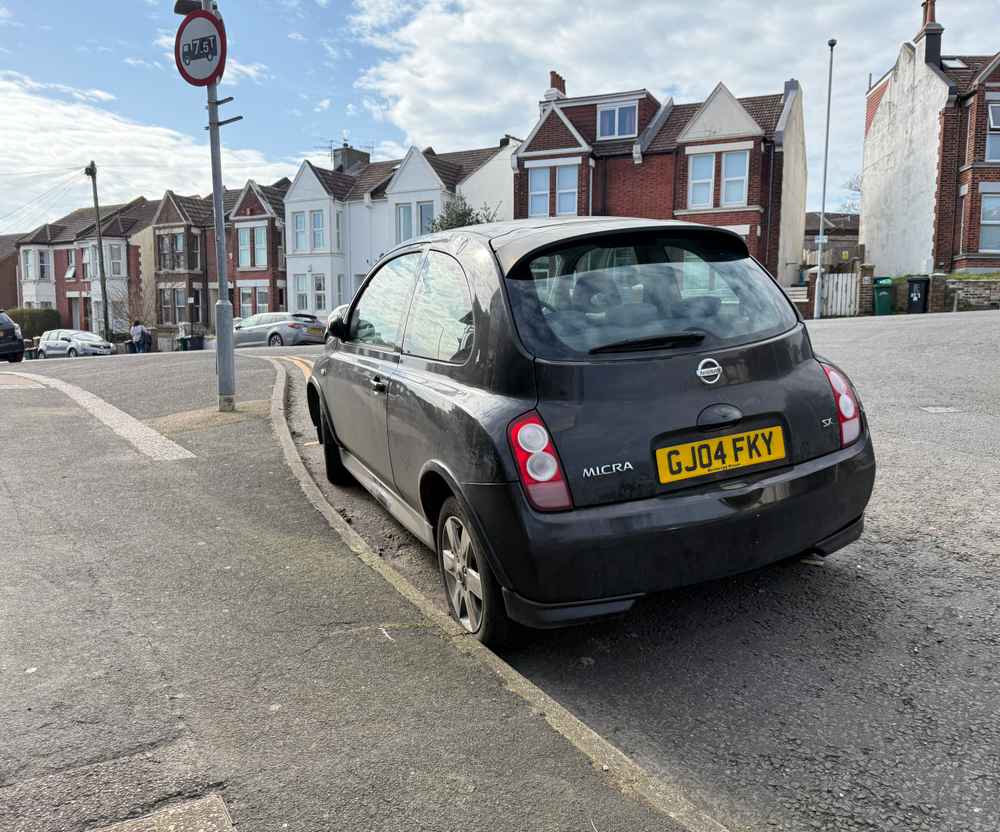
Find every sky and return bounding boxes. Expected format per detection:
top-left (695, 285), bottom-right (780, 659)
top-left (0, 0), bottom-right (996, 233)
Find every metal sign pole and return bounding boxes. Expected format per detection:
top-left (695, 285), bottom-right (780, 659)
top-left (815, 38), bottom-right (837, 321)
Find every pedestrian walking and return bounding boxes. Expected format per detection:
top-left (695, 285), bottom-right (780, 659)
top-left (130, 320), bottom-right (149, 354)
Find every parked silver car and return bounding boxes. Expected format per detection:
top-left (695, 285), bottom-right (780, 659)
top-left (37, 329), bottom-right (113, 358)
top-left (233, 312), bottom-right (326, 347)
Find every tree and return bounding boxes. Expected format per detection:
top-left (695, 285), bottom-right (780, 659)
top-left (840, 173), bottom-right (862, 214)
top-left (430, 194), bottom-right (499, 232)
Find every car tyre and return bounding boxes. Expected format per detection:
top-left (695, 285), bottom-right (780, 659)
top-left (321, 410), bottom-right (354, 485)
top-left (67, 348), bottom-right (77, 357)
top-left (437, 496), bottom-right (517, 648)
top-left (269, 333), bottom-right (284, 347)
top-left (36, 350), bottom-right (45, 359)
top-left (9, 352), bottom-right (23, 363)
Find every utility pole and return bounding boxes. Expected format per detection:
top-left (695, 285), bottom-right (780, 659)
top-left (815, 38), bottom-right (837, 320)
top-left (84, 161), bottom-right (111, 338)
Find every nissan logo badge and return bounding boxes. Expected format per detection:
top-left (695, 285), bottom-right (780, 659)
top-left (696, 358), bottom-right (723, 385)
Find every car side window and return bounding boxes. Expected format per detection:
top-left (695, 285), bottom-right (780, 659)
top-left (402, 251), bottom-right (474, 363)
top-left (349, 253), bottom-right (421, 350)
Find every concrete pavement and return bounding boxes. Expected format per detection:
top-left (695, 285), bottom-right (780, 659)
top-left (0, 351), bottom-right (676, 831)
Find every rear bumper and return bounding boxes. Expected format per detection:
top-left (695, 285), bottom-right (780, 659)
top-left (0, 340), bottom-right (23, 357)
top-left (464, 432), bottom-right (875, 627)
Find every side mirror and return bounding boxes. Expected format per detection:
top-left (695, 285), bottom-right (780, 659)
top-left (233, 323), bottom-right (242, 330)
top-left (328, 315), bottom-right (348, 342)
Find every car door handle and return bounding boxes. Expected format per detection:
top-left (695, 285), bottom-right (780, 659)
top-left (369, 375), bottom-right (387, 394)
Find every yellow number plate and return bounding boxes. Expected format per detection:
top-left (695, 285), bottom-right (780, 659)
top-left (655, 426), bottom-right (786, 485)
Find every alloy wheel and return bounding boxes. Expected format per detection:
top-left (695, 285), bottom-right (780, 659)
top-left (440, 515), bottom-right (484, 633)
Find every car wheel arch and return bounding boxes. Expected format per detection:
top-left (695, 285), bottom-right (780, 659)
top-left (306, 379), bottom-right (322, 432)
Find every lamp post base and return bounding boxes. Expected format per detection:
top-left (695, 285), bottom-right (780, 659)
top-left (219, 395), bottom-right (235, 413)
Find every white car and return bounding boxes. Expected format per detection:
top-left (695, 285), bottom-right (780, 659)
top-left (37, 329), bottom-right (114, 358)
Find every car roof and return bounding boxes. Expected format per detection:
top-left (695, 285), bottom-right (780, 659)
top-left (381, 217), bottom-right (747, 275)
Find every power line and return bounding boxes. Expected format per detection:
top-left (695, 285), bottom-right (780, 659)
top-left (0, 171), bottom-right (87, 233)
top-left (0, 166), bottom-right (80, 179)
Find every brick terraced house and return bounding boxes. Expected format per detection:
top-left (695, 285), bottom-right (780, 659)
top-left (862, 0), bottom-right (1000, 274)
top-left (17, 198), bottom-right (159, 334)
top-left (512, 71), bottom-right (807, 285)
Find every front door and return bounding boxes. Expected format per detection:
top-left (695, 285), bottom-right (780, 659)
top-left (70, 300), bottom-right (81, 329)
top-left (325, 251), bottom-right (422, 485)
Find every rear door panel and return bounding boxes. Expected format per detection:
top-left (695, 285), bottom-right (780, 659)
top-left (534, 325), bottom-right (841, 508)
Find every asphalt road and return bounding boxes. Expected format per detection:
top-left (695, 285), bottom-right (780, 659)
top-left (284, 310), bottom-right (1000, 832)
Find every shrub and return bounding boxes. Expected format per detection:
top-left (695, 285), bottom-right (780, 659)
top-left (5, 307), bottom-right (61, 339)
top-left (429, 194), bottom-right (500, 232)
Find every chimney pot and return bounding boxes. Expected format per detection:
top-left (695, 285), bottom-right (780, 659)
top-left (548, 70), bottom-right (566, 95)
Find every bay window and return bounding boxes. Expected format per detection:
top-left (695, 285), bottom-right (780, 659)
top-left (159, 289), bottom-right (171, 324)
top-left (528, 167), bottom-right (549, 217)
top-left (335, 210), bottom-right (343, 251)
top-left (721, 150), bottom-right (749, 207)
top-left (293, 212), bottom-right (306, 251)
top-left (173, 233), bottom-right (185, 270)
top-left (38, 250), bottom-right (49, 281)
top-left (597, 103), bottom-right (638, 139)
top-left (294, 274), bottom-right (308, 310)
top-left (980, 194), bottom-right (1000, 251)
top-left (253, 227), bottom-right (267, 267)
top-left (22, 250), bottom-right (32, 280)
top-left (158, 235), bottom-right (170, 270)
top-left (688, 153), bottom-right (714, 209)
top-left (313, 273), bottom-right (326, 310)
top-left (238, 227), bottom-right (251, 268)
top-left (109, 243), bottom-right (123, 276)
top-left (556, 166), bottom-right (577, 215)
top-left (174, 288), bottom-right (186, 324)
top-left (311, 210), bottom-right (325, 249)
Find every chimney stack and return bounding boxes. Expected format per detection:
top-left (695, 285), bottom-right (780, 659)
top-left (544, 70), bottom-right (566, 101)
top-left (915, 0), bottom-right (943, 67)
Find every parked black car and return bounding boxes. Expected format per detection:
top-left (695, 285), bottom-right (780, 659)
top-left (0, 310), bottom-right (24, 362)
top-left (307, 218), bottom-right (876, 646)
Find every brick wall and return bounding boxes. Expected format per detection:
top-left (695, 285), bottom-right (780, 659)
top-left (943, 278), bottom-right (1000, 310)
top-left (525, 110), bottom-right (580, 152)
top-left (932, 105), bottom-right (961, 270)
top-left (600, 154), bottom-right (674, 218)
top-left (858, 264), bottom-right (875, 316)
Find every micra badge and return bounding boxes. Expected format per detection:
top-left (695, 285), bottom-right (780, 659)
top-left (582, 461), bottom-right (635, 478)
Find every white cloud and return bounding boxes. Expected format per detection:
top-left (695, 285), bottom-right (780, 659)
top-left (0, 72), bottom-right (297, 232)
top-left (221, 59), bottom-right (272, 86)
top-left (352, 0), bottom-right (999, 210)
top-left (315, 98), bottom-right (332, 112)
top-left (124, 57), bottom-right (163, 70)
top-left (319, 37), bottom-right (342, 61)
top-left (0, 4), bottom-right (20, 27)
top-left (372, 139), bottom-right (408, 162)
top-left (288, 32), bottom-right (306, 41)
top-left (0, 71), bottom-right (116, 103)
top-left (345, 102), bottom-right (358, 117)
top-left (315, 0), bottom-right (330, 6)
top-left (153, 29), bottom-right (173, 50)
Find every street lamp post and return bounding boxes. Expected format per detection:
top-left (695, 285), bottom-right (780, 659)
top-left (815, 38), bottom-right (837, 320)
top-left (175, 0), bottom-right (238, 412)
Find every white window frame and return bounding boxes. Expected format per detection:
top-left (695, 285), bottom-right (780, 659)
top-left (65, 248), bottom-right (76, 281)
top-left (294, 274), bottom-right (308, 310)
top-left (596, 102), bottom-right (638, 140)
top-left (555, 165), bottom-right (578, 216)
top-left (253, 227), bottom-right (267, 268)
top-left (987, 104), bottom-right (1000, 162)
top-left (687, 153), bottom-right (715, 210)
top-left (238, 227), bottom-right (251, 269)
top-left (256, 286), bottom-right (269, 313)
top-left (22, 249), bottom-right (33, 281)
top-left (191, 233), bottom-right (200, 270)
top-left (720, 150), bottom-right (750, 208)
top-left (81, 245), bottom-right (90, 279)
top-left (979, 194), bottom-right (1000, 252)
top-left (292, 211), bottom-right (306, 251)
top-left (109, 243), bottom-right (123, 277)
top-left (337, 273), bottom-right (346, 305)
top-left (395, 203), bottom-right (413, 244)
top-left (335, 210), bottom-right (343, 252)
top-left (240, 287), bottom-right (253, 319)
top-left (310, 210), bottom-right (325, 250)
top-left (528, 167), bottom-right (549, 217)
top-left (417, 201), bottom-right (434, 235)
top-left (38, 249), bottom-right (49, 281)
top-left (313, 273), bottom-right (326, 311)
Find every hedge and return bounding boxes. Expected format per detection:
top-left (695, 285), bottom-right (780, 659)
top-left (5, 307), bottom-right (61, 339)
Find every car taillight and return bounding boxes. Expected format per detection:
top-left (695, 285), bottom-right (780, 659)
top-left (507, 411), bottom-right (573, 511)
top-left (822, 364), bottom-right (861, 447)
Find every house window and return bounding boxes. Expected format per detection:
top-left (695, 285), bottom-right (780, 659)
top-left (82, 246), bottom-right (90, 279)
top-left (238, 227), bottom-right (251, 268)
top-left (597, 103), bottom-right (638, 139)
top-left (191, 288), bottom-right (201, 324)
top-left (337, 273), bottom-right (346, 305)
top-left (556, 166), bottom-right (577, 215)
top-left (528, 167), bottom-right (549, 217)
top-left (38, 250), bottom-right (49, 281)
top-left (256, 287), bottom-right (269, 313)
top-left (158, 236), bottom-right (170, 270)
top-left (294, 274), bottom-right (308, 310)
top-left (191, 234), bottom-right (201, 270)
top-left (172, 232), bottom-right (184, 270)
top-left (396, 203), bottom-right (413, 244)
top-left (418, 201), bottom-right (434, 235)
top-left (66, 249), bottom-right (76, 281)
top-left (313, 273), bottom-right (327, 310)
top-left (987, 104), bottom-right (1000, 162)
top-left (721, 150), bottom-right (749, 207)
top-left (254, 228), bottom-right (267, 267)
top-left (174, 288), bottom-right (186, 324)
top-left (240, 287), bottom-right (253, 318)
top-left (293, 212), bottom-right (306, 251)
top-left (980, 195), bottom-right (1000, 251)
top-left (958, 195), bottom-right (966, 254)
top-left (335, 210), bottom-right (343, 251)
top-left (311, 210), bottom-right (325, 249)
top-left (159, 289), bottom-right (172, 324)
top-left (22, 250), bottom-right (33, 281)
top-left (109, 244), bottom-right (123, 276)
top-left (688, 153), bottom-right (715, 209)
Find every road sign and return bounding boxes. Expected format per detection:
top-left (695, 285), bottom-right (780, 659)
top-left (175, 10), bottom-right (227, 87)
top-left (815, 234), bottom-right (829, 244)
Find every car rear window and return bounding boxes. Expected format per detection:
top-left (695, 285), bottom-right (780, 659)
top-left (0, 312), bottom-right (12, 326)
top-left (505, 230), bottom-right (797, 359)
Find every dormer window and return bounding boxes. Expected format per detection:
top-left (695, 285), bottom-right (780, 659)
top-left (988, 104), bottom-right (1000, 162)
top-left (597, 103), bottom-right (638, 140)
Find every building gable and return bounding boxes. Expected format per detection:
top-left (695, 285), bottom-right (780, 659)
top-left (153, 192), bottom-right (185, 226)
top-left (287, 161), bottom-right (329, 203)
top-left (385, 146), bottom-right (445, 194)
top-left (232, 183), bottom-right (268, 218)
top-left (676, 83), bottom-right (764, 144)
top-left (525, 108), bottom-right (586, 152)
top-left (865, 78), bottom-right (890, 136)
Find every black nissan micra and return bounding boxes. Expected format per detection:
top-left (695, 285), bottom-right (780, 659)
top-left (307, 218), bottom-right (875, 646)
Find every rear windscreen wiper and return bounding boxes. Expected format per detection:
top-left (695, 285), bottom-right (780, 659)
top-left (589, 331), bottom-right (706, 354)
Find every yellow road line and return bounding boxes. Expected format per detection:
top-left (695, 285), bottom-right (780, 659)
top-left (280, 356), bottom-right (314, 380)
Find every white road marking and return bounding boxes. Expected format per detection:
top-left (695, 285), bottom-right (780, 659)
top-left (2, 372), bottom-right (195, 462)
